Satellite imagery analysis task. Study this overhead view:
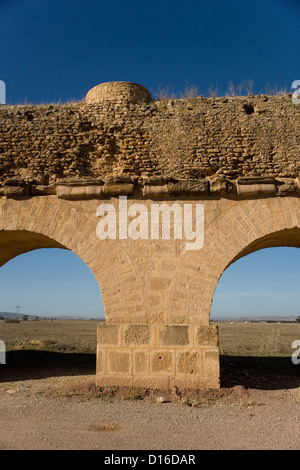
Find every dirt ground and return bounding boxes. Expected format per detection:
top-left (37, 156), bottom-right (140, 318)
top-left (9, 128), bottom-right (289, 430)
top-left (0, 321), bottom-right (300, 450)
top-left (0, 354), bottom-right (300, 450)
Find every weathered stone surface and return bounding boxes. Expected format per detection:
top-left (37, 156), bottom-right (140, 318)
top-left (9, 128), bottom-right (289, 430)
top-left (277, 178), bottom-right (298, 196)
top-left (196, 325), bottom-right (219, 347)
top-left (158, 326), bottom-right (190, 347)
top-left (33, 184), bottom-right (56, 196)
top-left (209, 177), bottom-right (234, 195)
top-left (177, 351), bottom-right (202, 375)
top-left (108, 351), bottom-right (131, 374)
top-left (4, 179), bottom-right (30, 198)
top-left (96, 348), bottom-right (106, 374)
top-left (133, 351), bottom-right (149, 374)
top-left (237, 177), bottom-right (277, 197)
top-left (152, 351), bottom-right (173, 373)
top-left (142, 179), bottom-right (208, 198)
top-left (203, 350), bottom-right (220, 378)
top-left (237, 176), bottom-right (275, 185)
top-left (124, 325), bottom-right (150, 346)
top-left (149, 277), bottom-right (173, 291)
top-left (167, 179), bottom-right (208, 196)
top-left (101, 183), bottom-right (134, 196)
top-left (86, 81), bottom-right (152, 105)
top-left (98, 324), bottom-right (119, 346)
top-left (56, 179), bottom-right (133, 199)
top-left (0, 92), bottom-right (299, 195)
top-left (142, 184), bottom-right (171, 198)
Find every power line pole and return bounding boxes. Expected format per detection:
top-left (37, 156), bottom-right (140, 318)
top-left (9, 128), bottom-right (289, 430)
top-left (14, 305), bottom-right (21, 320)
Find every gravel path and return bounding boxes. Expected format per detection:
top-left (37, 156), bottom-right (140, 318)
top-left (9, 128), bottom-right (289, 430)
top-left (1, 374), bottom-right (300, 450)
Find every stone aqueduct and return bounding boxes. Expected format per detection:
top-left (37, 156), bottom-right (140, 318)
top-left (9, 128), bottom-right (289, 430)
top-left (1, 81), bottom-right (300, 390)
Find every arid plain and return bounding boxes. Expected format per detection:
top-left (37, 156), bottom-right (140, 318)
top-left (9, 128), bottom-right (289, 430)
top-left (0, 319), bottom-right (299, 450)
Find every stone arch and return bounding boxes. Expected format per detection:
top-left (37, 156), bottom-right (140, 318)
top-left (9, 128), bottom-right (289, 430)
top-left (169, 197), bottom-right (300, 325)
top-left (0, 197), bottom-right (145, 323)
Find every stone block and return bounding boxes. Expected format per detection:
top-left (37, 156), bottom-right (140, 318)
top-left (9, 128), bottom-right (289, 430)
top-left (101, 183), bottom-right (134, 196)
top-left (158, 325), bottom-right (190, 347)
top-left (142, 184), bottom-right (169, 198)
top-left (96, 376), bottom-right (134, 388)
top-left (168, 313), bottom-right (188, 324)
top-left (108, 351), bottom-right (131, 374)
top-left (132, 376), bottom-right (170, 390)
top-left (98, 324), bottom-right (120, 346)
top-left (176, 350), bottom-right (202, 375)
top-left (149, 276), bottom-right (173, 291)
top-left (133, 351), bottom-right (149, 374)
top-left (151, 351), bottom-right (174, 374)
top-left (237, 177), bottom-right (276, 197)
top-left (85, 185), bottom-right (103, 197)
top-left (195, 325), bottom-right (219, 347)
top-left (124, 325), bottom-right (151, 347)
top-left (203, 349), bottom-right (220, 378)
top-left (96, 348), bottom-right (106, 375)
top-left (198, 377), bottom-right (220, 389)
top-left (56, 185), bottom-right (71, 199)
top-left (170, 377), bottom-right (203, 390)
top-left (4, 179), bottom-right (30, 198)
top-left (167, 179), bottom-right (208, 196)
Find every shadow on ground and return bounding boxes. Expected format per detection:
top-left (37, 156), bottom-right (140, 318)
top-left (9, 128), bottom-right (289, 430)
top-left (220, 355), bottom-right (300, 390)
top-left (0, 350), bottom-right (96, 382)
top-left (1, 351), bottom-right (300, 390)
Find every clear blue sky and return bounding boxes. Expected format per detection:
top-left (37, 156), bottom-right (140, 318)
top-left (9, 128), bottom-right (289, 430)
top-left (0, 0), bottom-right (300, 319)
top-left (0, 249), bottom-right (104, 318)
top-left (0, 0), bottom-right (299, 103)
top-left (211, 247), bottom-right (300, 320)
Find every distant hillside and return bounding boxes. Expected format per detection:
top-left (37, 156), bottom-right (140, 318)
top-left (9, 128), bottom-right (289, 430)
top-left (0, 311), bottom-right (38, 320)
top-left (0, 312), bottom-right (103, 321)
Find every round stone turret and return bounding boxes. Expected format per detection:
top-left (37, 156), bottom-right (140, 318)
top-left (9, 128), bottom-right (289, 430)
top-left (86, 81), bottom-right (152, 105)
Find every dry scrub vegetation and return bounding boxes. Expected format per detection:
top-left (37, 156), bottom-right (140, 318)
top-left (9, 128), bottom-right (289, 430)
top-left (153, 80), bottom-right (290, 100)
